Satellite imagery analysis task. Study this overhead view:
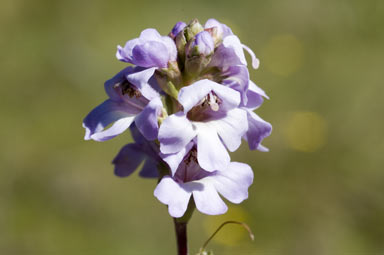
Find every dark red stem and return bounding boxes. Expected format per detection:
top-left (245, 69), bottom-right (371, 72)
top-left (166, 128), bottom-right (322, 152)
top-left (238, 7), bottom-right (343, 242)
top-left (174, 219), bottom-right (188, 255)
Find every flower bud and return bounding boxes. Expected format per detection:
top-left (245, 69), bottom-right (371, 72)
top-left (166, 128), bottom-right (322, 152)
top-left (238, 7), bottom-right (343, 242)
top-left (184, 31), bottom-right (214, 81)
top-left (169, 21), bottom-right (186, 39)
top-left (187, 31), bottom-right (214, 57)
top-left (155, 61), bottom-right (182, 98)
top-left (184, 19), bottom-right (204, 42)
top-left (154, 71), bottom-right (179, 99)
top-left (175, 29), bottom-right (187, 63)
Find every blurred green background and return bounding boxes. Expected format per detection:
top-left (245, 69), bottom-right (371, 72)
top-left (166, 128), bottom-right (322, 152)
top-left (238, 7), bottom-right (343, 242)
top-left (1, 0), bottom-right (384, 254)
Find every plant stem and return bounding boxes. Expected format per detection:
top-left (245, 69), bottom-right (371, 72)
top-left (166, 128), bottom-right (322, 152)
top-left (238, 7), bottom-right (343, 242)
top-left (174, 218), bottom-right (188, 255)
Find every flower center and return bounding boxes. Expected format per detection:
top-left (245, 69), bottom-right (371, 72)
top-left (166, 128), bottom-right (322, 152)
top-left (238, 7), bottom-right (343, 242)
top-left (186, 92), bottom-right (222, 121)
top-left (174, 147), bottom-right (213, 183)
top-left (115, 80), bottom-right (142, 98)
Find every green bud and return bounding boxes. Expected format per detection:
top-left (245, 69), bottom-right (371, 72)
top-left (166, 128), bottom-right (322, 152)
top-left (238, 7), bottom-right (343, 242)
top-left (184, 54), bottom-right (211, 81)
top-left (175, 31), bottom-right (187, 65)
top-left (184, 19), bottom-right (204, 42)
top-left (154, 70), bottom-right (179, 99)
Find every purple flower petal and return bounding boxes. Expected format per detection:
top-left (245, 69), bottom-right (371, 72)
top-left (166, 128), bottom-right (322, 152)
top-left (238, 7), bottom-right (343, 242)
top-left (222, 35), bottom-right (247, 66)
top-left (117, 28), bottom-right (176, 68)
top-left (195, 123), bottom-right (230, 171)
top-left (132, 41), bottom-right (170, 68)
top-left (213, 108), bottom-right (248, 152)
top-left (178, 79), bottom-right (240, 113)
top-left (242, 80), bottom-right (268, 110)
top-left (139, 159), bottom-right (160, 178)
top-left (125, 67), bottom-right (159, 100)
top-left (113, 144), bottom-right (145, 177)
top-left (161, 36), bottom-right (178, 62)
top-left (212, 162), bottom-right (253, 203)
top-left (154, 176), bottom-right (192, 218)
top-left (222, 65), bottom-right (250, 105)
top-left (209, 46), bottom-right (241, 71)
top-left (192, 181), bottom-right (228, 215)
top-left (158, 112), bottom-right (197, 154)
top-left (83, 99), bottom-right (139, 142)
top-left (204, 19), bottom-right (233, 39)
top-left (244, 110), bottom-right (272, 151)
top-left (160, 142), bottom-right (194, 176)
top-left (135, 97), bottom-right (163, 140)
top-left (249, 80), bottom-right (269, 99)
top-left (139, 28), bottom-right (162, 41)
top-left (104, 67), bottom-right (135, 101)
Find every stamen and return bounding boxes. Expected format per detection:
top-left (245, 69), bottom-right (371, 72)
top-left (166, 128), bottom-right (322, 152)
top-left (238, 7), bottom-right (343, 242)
top-left (242, 44), bottom-right (260, 69)
top-left (207, 92), bottom-right (220, 111)
top-left (185, 148), bottom-right (198, 165)
top-left (118, 80), bottom-right (142, 98)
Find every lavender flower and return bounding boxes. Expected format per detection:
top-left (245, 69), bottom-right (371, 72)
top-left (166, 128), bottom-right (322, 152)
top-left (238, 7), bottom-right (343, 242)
top-left (83, 67), bottom-right (163, 141)
top-left (158, 79), bottom-right (247, 171)
top-left (206, 19), bottom-right (260, 69)
top-left (113, 125), bottom-right (160, 178)
top-left (116, 29), bottom-right (177, 68)
top-left (83, 18), bottom-right (272, 222)
top-left (154, 143), bottom-right (253, 217)
top-left (241, 81), bottom-right (272, 151)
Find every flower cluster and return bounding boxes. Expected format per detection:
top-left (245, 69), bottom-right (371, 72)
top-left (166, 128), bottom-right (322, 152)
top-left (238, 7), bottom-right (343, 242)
top-left (83, 19), bottom-right (272, 218)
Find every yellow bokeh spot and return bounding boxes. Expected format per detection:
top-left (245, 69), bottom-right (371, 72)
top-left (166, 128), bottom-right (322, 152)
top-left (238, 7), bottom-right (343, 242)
top-left (284, 111), bottom-right (327, 152)
top-left (203, 206), bottom-right (250, 246)
top-left (262, 34), bottom-right (303, 76)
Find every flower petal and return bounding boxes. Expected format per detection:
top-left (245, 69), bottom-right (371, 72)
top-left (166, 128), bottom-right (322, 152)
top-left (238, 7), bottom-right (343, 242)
top-left (195, 123), bottom-right (230, 171)
top-left (210, 82), bottom-right (241, 112)
top-left (222, 35), bottom-right (247, 66)
top-left (125, 67), bottom-right (159, 100)
top-left (116, 38), bottom-right (140, 62)
top-left (104, 67), bottom-right (135, 101)
top-left (112, 144), bottom-right (145, 177)
top-left (139, 28), bottom-right (162, 41)
top-left (178, 80), bottom-right (214, 113)
top-left (132, 41), bottom-right (169, 68)
top-left (159, 112), bottom-right (196, 154)
top-left (83, 100), bottom-right (138, 142)
top-left (139, 159), bottom-right (160, 178)
top-left (161, 36), bottom-right (177, 62)
top-left (160, 142), bottom-right (194, 176)
top-left (209, 44), bottom-right (243, 70)
top-left (244, 110), bottom-right (272, 150)
top-left (242, 80), bottom-right (268, 109)
top-left (154, 176), bottom-right (192, 218)
top-left (204, 19), bottom-right (233, 38)
top-left (192, 181), bottom-right (227, 215)
top-left (213, 108), bottom-right (248, 152)
top-left (221, 65), bottom-right (249, 105)
top-left (178, 79), bottom-right (240, 113)
top-left (249, 80), bottom-right (269, 99)
top-left (212, 162), bottom-right (253, 204)
top-left (135, 97), bottom-right (162, 140)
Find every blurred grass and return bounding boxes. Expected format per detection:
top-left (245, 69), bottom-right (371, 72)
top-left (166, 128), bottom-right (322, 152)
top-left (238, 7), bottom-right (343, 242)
top-left (1, 0), bottom-right (384, 254)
